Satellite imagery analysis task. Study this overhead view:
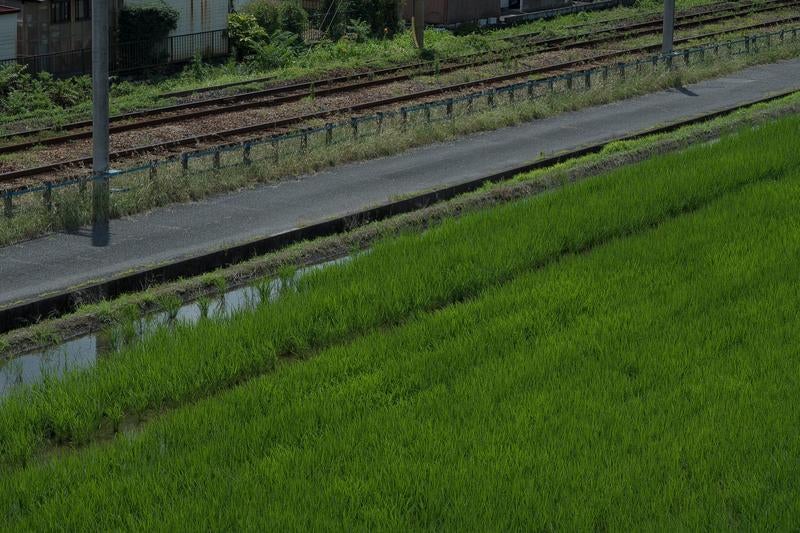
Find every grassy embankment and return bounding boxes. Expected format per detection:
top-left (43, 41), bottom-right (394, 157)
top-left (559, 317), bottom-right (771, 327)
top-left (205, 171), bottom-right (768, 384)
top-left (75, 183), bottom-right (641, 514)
top-left (0, 82), bottom-right (794, 365)
top-left (2, 26), bottom-right (799, 248)
top-left (0, 86), bottom-right (797, 360)
top-left (0, 114), bottom-right (799, 529)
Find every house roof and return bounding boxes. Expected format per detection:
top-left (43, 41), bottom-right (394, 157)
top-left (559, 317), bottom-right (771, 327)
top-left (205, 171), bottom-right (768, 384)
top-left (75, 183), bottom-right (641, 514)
top-left (0, 5), bottom-right (20, 15)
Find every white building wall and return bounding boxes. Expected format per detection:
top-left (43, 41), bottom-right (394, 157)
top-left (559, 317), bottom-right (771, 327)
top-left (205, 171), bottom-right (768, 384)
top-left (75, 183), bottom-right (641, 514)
top-left (0, 13), bottom-right (17, 60)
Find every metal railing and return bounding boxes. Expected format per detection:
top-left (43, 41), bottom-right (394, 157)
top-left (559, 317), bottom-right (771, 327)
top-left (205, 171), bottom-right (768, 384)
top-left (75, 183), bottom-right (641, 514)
top-left (0, 30), bottom-right (229, 78)
top-left (2, 27), bottom-right (799, 223)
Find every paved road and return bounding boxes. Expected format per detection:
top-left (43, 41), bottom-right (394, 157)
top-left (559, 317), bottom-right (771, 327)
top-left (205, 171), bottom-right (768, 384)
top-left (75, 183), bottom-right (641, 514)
top-left (2, 59), bottom-right (800, 308)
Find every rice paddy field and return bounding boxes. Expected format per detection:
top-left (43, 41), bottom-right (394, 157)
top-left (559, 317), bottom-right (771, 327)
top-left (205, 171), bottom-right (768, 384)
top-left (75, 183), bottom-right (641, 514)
top-left (2, 114), bottom-right (800, 529)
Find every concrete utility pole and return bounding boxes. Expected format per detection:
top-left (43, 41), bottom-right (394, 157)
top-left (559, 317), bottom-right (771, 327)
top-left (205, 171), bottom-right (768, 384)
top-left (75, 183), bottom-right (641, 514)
top-left (413, 0), bottom-right (425, 49)
top-left (92, 0), bottom-right (110, 247)
top-left (662, 0), bottom-right (675, 55)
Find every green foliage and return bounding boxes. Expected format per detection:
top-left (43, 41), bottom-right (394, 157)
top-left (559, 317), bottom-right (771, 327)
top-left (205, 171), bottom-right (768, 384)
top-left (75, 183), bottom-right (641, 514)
top-left (0, 65), bottom-right (91, 115)
top-left (345, 18), bottom-right (372, 43)
top-left (117, 1), bottom-right (179, 68)
top-left (117, 1), bottom-right (179, 43)
top-left (228, 12), bottom-right (269, 58)
top-left (250, 31), bottom-right (300, 69)
top-left (243, 0), bottom-right (281, 34)
top-left (277, 0), bottom-right (309, 36)
top-left (325, 0), bottom-right (400, 37)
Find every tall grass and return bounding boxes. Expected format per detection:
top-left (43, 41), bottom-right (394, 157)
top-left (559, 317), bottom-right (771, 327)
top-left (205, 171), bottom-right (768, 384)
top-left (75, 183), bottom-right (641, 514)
top-left (0, 114), bottom-right (798, 467)
top-left (2, 115), bottom-right (800, 529)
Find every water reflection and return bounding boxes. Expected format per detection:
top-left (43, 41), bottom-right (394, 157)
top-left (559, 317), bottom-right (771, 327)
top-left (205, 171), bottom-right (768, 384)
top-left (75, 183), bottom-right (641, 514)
top-left (0, 256), bottom-right (351, 398)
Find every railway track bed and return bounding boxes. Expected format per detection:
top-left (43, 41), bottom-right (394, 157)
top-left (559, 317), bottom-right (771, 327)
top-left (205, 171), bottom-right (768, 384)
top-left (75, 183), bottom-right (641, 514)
top-left (1, 0), bottom-right (798, 189)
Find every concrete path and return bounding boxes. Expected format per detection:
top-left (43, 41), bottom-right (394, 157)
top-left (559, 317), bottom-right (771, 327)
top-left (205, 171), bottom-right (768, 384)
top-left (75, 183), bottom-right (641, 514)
top-left (2, 58), bottom-right (800, 308)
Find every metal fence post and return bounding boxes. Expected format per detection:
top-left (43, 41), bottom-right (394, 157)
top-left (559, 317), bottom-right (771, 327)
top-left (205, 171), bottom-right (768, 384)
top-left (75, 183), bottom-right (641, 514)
top-left (272, 138), bottom-right (279, 163)
top-left (243, 143), bottom-right (252, 165)
top-left (488, 89), bottom-right (496, 108)
top-left (301, 130), bottom-right (308, 151)
top-left (181, 153), bottom-right (189, 173)
top-left (43, 182), bottom-right (53, 211)
top-left (4, 191), bottom-right (12, 219)
top-left (619, 62), bottom-right (625, 78)
top-left (566, 73), bottom-right (573, 90)
top-left (527, 80), bottom-right (534, 99)
top-left (602, 65), bottom-right (609, 82)
top-left (377, 112), bottom-right (384, 134)
top-left (584, 70), bottom-right (591, 89)
top-left (213, 149), bottom-right (221, 169)
top-left (401, 107), bottom-right (408, 131)
top-left (149, 161), bottom-right (158, 180)
top-left (325, 123), bottom-right (334, 145)
top-left (351, 117), bottom-right (358, 140)
top-left (446, 99), bottom-right (453, 120)
top-left (424, 105), bottom-right (431, 123)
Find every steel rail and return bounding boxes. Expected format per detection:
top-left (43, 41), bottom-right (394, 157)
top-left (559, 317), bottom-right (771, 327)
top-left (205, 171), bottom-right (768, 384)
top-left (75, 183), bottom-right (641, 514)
top-left (0, 0), bottom-right (794, 157)
top-left (154, 0), bottom-right (769, 100)
top-left (1, 16), bottom-right (798, 185)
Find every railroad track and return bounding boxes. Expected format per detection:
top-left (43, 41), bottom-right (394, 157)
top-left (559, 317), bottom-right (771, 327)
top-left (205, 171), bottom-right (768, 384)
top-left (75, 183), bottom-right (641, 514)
top-left (156, 0), bottom-right (753, 100)
top-left (1, 0), bottom-right (793, 154)
top-left (1, 8), bottom-right (798, 185)
top-left (0, 0), bottom-right (786, 143)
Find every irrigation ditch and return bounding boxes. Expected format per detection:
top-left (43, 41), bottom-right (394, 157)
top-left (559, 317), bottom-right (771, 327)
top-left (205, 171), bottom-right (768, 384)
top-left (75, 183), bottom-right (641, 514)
top-left (1, 85), bottom-right (798, 380)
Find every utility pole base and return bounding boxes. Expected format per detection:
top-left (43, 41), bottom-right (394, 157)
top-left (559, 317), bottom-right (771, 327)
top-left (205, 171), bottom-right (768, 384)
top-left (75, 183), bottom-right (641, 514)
top-left (413, 0), bottom-right (425, 49)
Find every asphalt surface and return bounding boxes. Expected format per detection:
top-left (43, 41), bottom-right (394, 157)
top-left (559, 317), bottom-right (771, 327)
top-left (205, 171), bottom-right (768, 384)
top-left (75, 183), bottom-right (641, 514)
top-left (2, 58), bottom-right (800, 308)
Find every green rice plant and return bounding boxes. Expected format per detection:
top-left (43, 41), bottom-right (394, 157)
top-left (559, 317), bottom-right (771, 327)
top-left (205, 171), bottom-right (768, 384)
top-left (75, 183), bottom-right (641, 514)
top-left (156, 294), bottom-right (182, 321)
top-left (2, 124), bottom-right (800, 529)
top-left (196, 296), bottom-right (211, 319)
top-left (254, 277), bottom-right (273, 305)
top-left (0, 115), bottom-right (799, 466)
top-left (200, 272), bottom-right (228, 293)
top-left (277, 264), bottom-right (297, 295)
top-left (103, 403), bottom-right (124, 435)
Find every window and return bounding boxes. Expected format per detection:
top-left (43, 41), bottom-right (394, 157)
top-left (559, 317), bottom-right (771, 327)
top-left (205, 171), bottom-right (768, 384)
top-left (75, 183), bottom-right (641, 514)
top-left (50, 0), bottom-right (71, 24)
top-left (76, 0), bottom-right (91, 21)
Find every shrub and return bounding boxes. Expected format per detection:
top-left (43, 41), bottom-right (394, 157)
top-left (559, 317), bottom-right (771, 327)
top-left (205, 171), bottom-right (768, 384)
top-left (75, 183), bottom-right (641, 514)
top-left (228, 12), bottom-right (269, 59)
top-left (344, 18), bottom-right (372, 43)
top-left (277, 0), bottom-right (309, 37)
top-left (118, 1), bottom-right (179, 67)
top-left (0, 64), bottom-right (29, 100)
top-left (118, 1), bottom-right (179, 43)
top-left (250, 30), bottom-right (300, 70)
top-left (243, 0), bottom-right (281, 34)
top-left (0, 65), bottom-right (92, 116)
top-left (323, 0), bottom-right (400, 37)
